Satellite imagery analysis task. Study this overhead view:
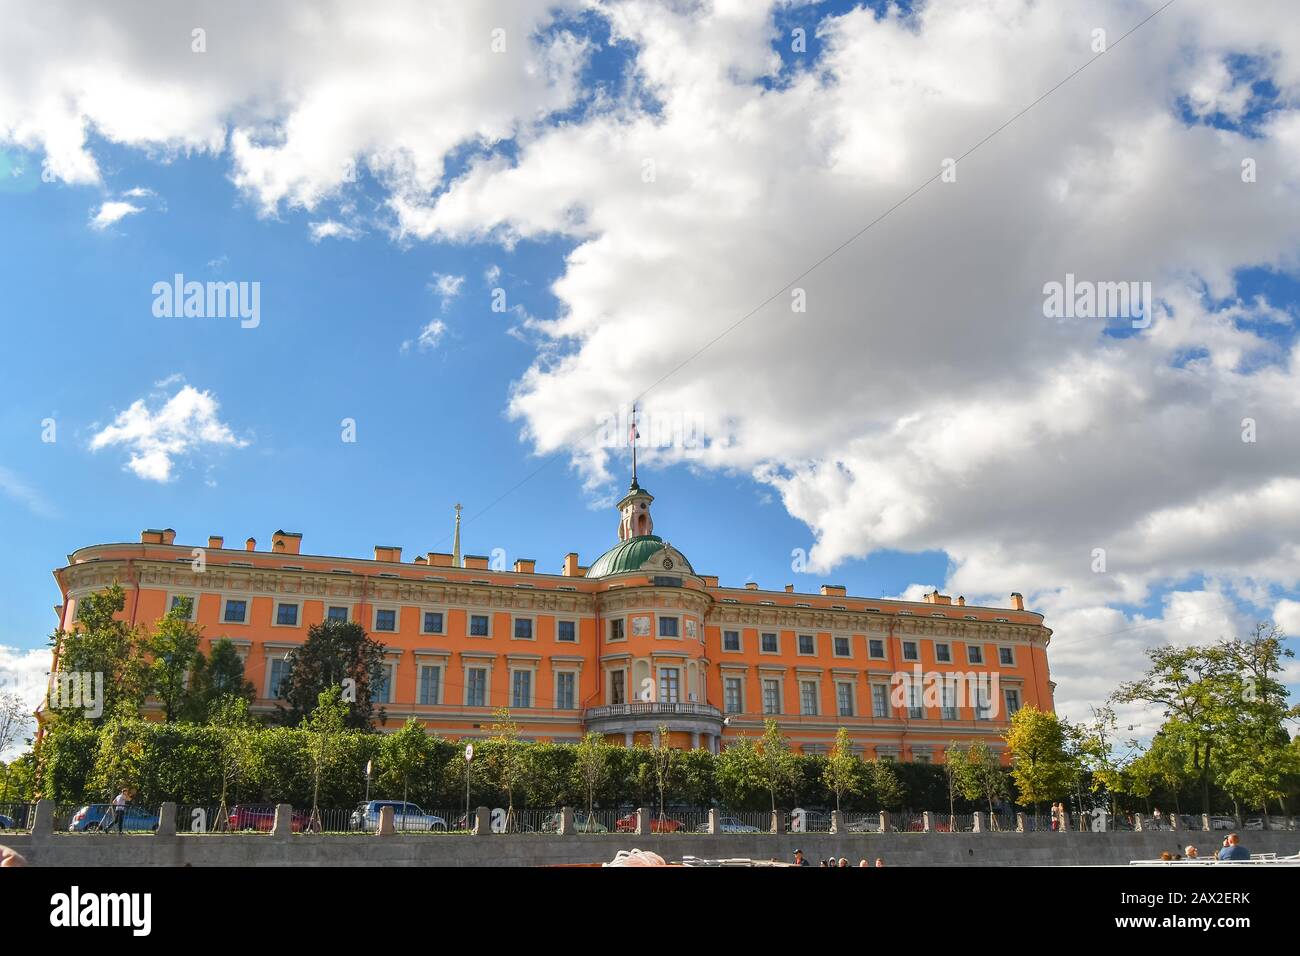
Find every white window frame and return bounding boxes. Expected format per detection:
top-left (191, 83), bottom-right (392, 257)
top-left (419, 608), bottom-right (446, 635)
top-left (722, 630), bottom-right (742, 654)
top-left (372, 661), bottom-right (396, 704)
top-left (870, 682), bottom-right (890, 718)
top-left (799, 678), bottom-right (820, 716)
top-left (272, 600), bottom-right (303, 628)
top-left (219, 597), bottom-right (249, 625)
top-left (998, 645), bottom-right (1016, 666)
top-left (835, 680), bottom-right (855, 717)
top-left (760, 632), bottom-right (780, 655)
top-left (509, 666), bottom-right (536, 708)
top-left (512, 615), bottom-right (536, 642)
top-left (417, 663), bottom-right (444, 705)
top-left (935, 642), bottom-right (952, 663)
top-left (265, 654), bottom-right (294, 699)
top-left (553, 669), bottom-right (578, 710)
top-left (867, 638), bottom-right (886, 660)
top-left (464, 664), bottom-right (492, 707)
top-left (832, 635), bottom-right (852, 658)
top-left (761, 676), bottom-right (783, 714)
top-left (325, 604), bottom-right (352, 623)
top-left (608, 618), bottom-right (626, 643)
top-left (657, 616), bottom-right (681, 639)
top-left (555, 619), bottom-right (578, 643)
top-left (967, 644), bottom-right (985, 665)
top-left (723, 673), bottom-right (745, 714)
top-left (372, 605), bottom-right (400, 634)
top-left (797, 634), bottom-right (817, 657)
top-left (468, 613), bottom-right (492, 638)
top-left (167, 592), bottom-right (200, 622)
top-left (901, 640), bottom-right (919, 662)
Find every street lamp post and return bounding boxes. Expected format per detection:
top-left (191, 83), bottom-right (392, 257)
top-left (464, 744), bottom-right (474, 832)
top-left (364, 760), bottom-right (372, 803)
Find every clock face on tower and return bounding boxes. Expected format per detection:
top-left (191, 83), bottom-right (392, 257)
top-left (663, 557), bottom-right (673, 569)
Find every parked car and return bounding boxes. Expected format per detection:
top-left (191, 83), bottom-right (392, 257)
top-left (694, 815), bottom-right (762, 834)
top-left (905, 819), bottom-right (952, 833)
top-left (541, 811), bottom-right (607, 833)
top-left (1208, 815), bottom-right (1238, 831)
top-left (616, 812), bottom-right (683, 833)
top-left (0, 813), bottom-right (16, 829)
top-left (228, 804), bottom-right (309, 832)
top-left (68, 804), bottom-right (159, 833)
top-left (350, 800), bottom-right (446, 832)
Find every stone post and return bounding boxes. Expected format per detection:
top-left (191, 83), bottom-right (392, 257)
top-left (473, 806), bottom-right (490, 835)
top-left (1134, 813), bottom-right (1144, 832)
top-left (1201, 813), bottom-right (1211, 832)
top-left (636, 807), bottom-right (650, 836)
top-left (272, 803), bottom-right (294, 840)
top-left (708, 808), bottom-right (719, 835)
top-left (972, 811), bottom-right (985, 833)
top-left (830, 810), bottom-right (843, 834)
top-left (772, 810), bottom-right (786, 835)
top-left (559, 807), bottom-right (575, 836)
top-left (878, 811), bottom-right (890, 833)
top-left (1170, 812), bottom-right (1180, 832)
top-left (31, 799), bottom-right (54, 843)
top-left (1015, 812), bottom-right (1026, 832)
top-left (156, 802), bottom-right (177, 838)
top-left (922, 811), bottom-right (932, 832)
top-left (376, 804), bottom-right (395, 836)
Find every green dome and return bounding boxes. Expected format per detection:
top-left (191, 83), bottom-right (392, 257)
top-left (585, 535), bottom-right (694, 578)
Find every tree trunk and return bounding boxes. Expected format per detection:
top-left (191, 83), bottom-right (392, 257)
top-left (1199, 740), bottom-right (1212, 815)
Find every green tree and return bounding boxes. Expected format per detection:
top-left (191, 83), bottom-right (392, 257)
top-left (485, 708), bottom-right (528, 830)
top-left (1005, 705), bottom-right (1074, 824)
top-left (276, 619), bottom-right (388, 730)
top-left (943, 741), bottom-right (965, 826)
top-left (649, 726), bottom-right (676, 822)
top-left (143, 597), bottom-right (204, 723)
top-left (956, 740), bottom-right (1009, 826)
top-left (209, 695), bottom-right (255, 829)
top-left (755, 719), bottom-right (799, 815)
top-left (822, 727), bottom-right (861, 812)
top-left (380, 718), bottom-right (432, 814)
top-left (714, 734), bottom-right (764, 810)
top-left (866, 759), bottom-right (903, 811)
top-left (573, 731), bottom-right (610, 817)
top-left (302, 686), bottom-right (349, 830)
top-left (47, 585), bottom-right (149, 724)
top-left (183, 638), bottom-right (255, 722)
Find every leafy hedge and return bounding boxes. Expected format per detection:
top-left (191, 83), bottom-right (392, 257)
top-left (31, 718), bottom-right (986, 812)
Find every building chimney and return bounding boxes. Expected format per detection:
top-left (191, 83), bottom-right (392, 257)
top-left (956, 596), bottom-right (965, 606)
top-left (374, 545), bottom-right (403, 563)
top-left (208, 535), bottom-right (224, 550)
top-left (513, 558), bottom-right (536, 574)
top-left (745, 582), bottom-right (759, 591)
top-left (272, 530), bottom-right (302, 555)
top-left (785, 584), bottom-right (795, 593)
top-left (427, 552), bottom-right (454, 567)
top-left (1010, 592), bottom-right (1024, 611)
top-left (820, 585), bottom-right (847, 597)
top-left (245, 537), bottom-right (257, 552)
top-left (562, 553), bottom-right (581, 577)
top-left (463, 555), bottom-right (489, 570)
top-left (414, 556), bottom-right (427, 565)
top-left (701, 575), bottom-right (719, 588)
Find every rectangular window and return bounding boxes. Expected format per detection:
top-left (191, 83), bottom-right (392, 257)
top-left (723, 630), bottom-right (741, 652)
top-left (467, 668), bottom-right (487, 707)
top-left (470, 614), bottom-right (490, 637)
top-left (268, 658), bottom-right (291, 699)
top-left (868, 638), bottom-right (885, 659)
top-left (658, 667), bottom-right (680, 704)
top-left (907, 682), bottom-right (924, 720)
top-left (327, 606), bottom-right (349, 622)
top-left (557, 620), bottom-right (576, 643)
top-left (171, 595), bottom-right (196, 620)
top-left (609, 619), bottom-right (625, 642)
top-left (836, 682), bottom-right (854, 717)
top-left (798, 634), bottom-right (815, 655)
top-left (418, 666), bottom-right (441, 705)
top-left (800, 680), bottom-right (819, 716)
top-left (513, 618), bottom-right (534, 640)
top-left (941, 680), bottom-right (958, 720)
top-left (555, 672), bottom-right (576, 710)
top-left (935, 642), bottom-right (951, 663)
top-left (967, 645), bottom-right (984, 665)
top-left (871, 684), bottom-right (889, 718)
top-left (276, 603), bottom-right (298, 626)
top-left (375, 609), bottom-right (397, 632)
top-left (610, 670), bottom-right (626, 705)
top-left (223, 600), bottom-right (247, 624)
top-left (902, 640), bottom-right (919, 661)
top-left (762, 679), bottom-right (782, 715)
top-left (373, 665), bottom-right (392, 704)
top-left (1004, 688), bottom-right (1021, 716)
top-left (658, 616), bottom-right (679, 638)
top-left (511, 670), bottom-right (532, 708)
top-left (999, 646), bottom-right (1015, 666)
top-left (724, 676), bottom-right (744, 714)
top-left (423, 611), bottom-right (444, 634)
top-left (833, 636), bottom-right (850, 657)
top-left (975, 683), bottom-right (992, 721)
top-left (760, 632), bottom-right (779, 654)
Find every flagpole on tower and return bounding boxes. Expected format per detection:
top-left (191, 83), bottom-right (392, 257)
top-left (630, 402), bottom-right (638, 487)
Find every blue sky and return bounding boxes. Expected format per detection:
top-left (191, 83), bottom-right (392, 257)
top-left (2, 0), bottom-right (1299, 740)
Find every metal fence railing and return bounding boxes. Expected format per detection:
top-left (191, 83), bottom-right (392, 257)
top-left (0, 803), bottom-right (33, 832)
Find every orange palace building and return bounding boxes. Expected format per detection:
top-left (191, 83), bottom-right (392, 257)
top-left (48, 479), bottom-right (1054, 762)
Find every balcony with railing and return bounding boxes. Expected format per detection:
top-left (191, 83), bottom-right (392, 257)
top-left (583, 701), bottom-right (725, 740)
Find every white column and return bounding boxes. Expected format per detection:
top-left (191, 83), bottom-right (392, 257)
top-left (691, 731), bottom-right (700, 749)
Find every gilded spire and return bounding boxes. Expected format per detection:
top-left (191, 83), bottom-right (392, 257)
top-left (452, 503), bottom-right (463, 568)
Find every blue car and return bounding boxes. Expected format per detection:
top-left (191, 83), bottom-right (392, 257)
top-left (68, 803), bottom-right (160, 832)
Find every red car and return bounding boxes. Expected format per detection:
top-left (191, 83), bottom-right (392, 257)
top-left (615, 813), bottom-right (684, 833)
top-left (228, 805), bottom-right (310, 832)
top-left (905, 820), bottom-right (952, 833)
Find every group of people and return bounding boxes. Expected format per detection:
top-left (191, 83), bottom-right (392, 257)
top-left (1049, 802), bottom-right (1071, 831)
top-left (1157, 833), bottom-right (1252, 862)
top-left (791, 849), bottom-right (884, 867)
